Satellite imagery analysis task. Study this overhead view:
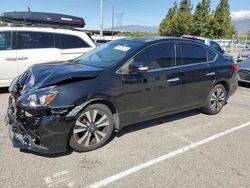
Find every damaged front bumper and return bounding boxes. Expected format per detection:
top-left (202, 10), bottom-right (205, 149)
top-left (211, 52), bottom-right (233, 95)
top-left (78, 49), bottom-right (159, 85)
top-left (6, 96), bottom-right (76, 154)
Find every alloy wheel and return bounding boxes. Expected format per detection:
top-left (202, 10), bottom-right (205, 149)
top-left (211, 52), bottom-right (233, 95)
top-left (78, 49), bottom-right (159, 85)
top-left (210, 87), bottom-right (225, 112)
top-left (73, 110), bottom-right (110, 147)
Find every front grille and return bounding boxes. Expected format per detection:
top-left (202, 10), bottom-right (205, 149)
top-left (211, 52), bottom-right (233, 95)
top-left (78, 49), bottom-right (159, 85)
top-left (239, 70), bottom-right (250, 81)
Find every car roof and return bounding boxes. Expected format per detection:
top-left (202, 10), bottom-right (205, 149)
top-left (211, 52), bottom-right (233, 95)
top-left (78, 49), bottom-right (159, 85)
top-left (182, 35), bottom-right (209, 41)
top-left (119, 36), bottom-right (206, 45)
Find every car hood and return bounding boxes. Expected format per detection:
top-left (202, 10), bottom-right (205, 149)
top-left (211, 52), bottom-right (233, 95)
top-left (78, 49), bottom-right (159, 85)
top-left (17, 62), bottom-right (103, 92)
top-left (239, 59), bottom-right (250, 71)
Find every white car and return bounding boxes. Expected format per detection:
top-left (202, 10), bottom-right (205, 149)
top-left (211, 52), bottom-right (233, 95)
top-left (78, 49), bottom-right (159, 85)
top-left (0, 27), bottom-right (96, 87)
top-left (182, 35), bottom-right (224, 54)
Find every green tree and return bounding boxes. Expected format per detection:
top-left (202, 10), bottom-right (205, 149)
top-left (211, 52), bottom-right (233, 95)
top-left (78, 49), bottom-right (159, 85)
top-left (213, 0), bottom-right (235, 38)
top-left (175, 0), bottom-right (193, 36)
top-left (159, 1), bottom-right (178, 36)
top-left (203, 13), bottom-right (220, 38)
top-left (192, 0), bottom-right (211, 36)
top-left (0, 22), bottom-right (7, 27)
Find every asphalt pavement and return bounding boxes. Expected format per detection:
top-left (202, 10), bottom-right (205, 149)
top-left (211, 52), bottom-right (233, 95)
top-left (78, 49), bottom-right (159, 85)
top-left (0, 84), bottom-right (250, 188)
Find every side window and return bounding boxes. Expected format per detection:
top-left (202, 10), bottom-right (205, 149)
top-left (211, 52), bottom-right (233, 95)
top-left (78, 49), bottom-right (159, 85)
top-left (210, 41), bottom-right (223, 54)
top-left (133, 42), bottom-right (175, 70)
top-left (0, 32), bottom-right (11, 50)
top-left (179, 42), bottom-right (207, 65)
top-left (61, 34), bottom-right (90, 49)
top-left (207, 48), bottom-right (216, 61)
top-left (17, 32), bottom-right (54, 49)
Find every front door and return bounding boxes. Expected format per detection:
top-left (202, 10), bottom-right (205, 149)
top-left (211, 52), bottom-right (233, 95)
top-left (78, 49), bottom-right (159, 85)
top-left (121, 42), bottom-right (182, 125)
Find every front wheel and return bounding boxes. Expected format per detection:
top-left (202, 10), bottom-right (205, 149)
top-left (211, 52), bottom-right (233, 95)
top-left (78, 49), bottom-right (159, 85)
top-left (202, 84), bottom-right (227, 115)
top-left (69, 103), bottom-right (114, 152)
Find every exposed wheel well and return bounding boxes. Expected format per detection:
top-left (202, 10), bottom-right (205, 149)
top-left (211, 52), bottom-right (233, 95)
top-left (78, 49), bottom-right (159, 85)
top-left (88, 99), bottom-right (117, 114)
top-left (87, 99), bottom-right (120, 130)
top-left (215, 81), bottom-right (229, 95)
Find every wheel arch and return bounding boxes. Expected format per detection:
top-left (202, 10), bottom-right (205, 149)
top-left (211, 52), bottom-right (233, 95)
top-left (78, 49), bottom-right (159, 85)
top-left (67, 97), bottom-right (121, 131)
top-left (212, 79), bottom-right (230, 96)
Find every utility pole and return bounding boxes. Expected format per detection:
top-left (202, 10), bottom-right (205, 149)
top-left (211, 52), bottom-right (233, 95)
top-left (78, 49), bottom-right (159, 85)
top-left (100, 0), bottom-right (104, 38)
top-left (116, 12), bottom-right (124, 29)
top-left (111, 0), bottom-right (114, 37)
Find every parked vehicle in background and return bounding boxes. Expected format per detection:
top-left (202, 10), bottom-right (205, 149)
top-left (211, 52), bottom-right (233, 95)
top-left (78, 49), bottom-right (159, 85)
top-left (238, 58), bottom-right (250, 84)
top-left (0, 27), bottom-right (96, 87)
top-left (92, 35), bottom-right (125, 46)
top-left (237, 50), bottom-right (250, 62)
top-left (182, 35), bottom-right (225, 54)
top-left (6, 37), bottom-right (238, 154)
top-left (0, 12), bottom-right (96, 87)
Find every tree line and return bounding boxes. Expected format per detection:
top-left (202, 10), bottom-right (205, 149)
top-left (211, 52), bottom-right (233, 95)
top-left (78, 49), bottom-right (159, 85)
top-left (159, 0), bottom-right (235, 39)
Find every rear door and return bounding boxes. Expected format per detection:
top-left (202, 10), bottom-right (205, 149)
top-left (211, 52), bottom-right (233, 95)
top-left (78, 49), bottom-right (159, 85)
top-left (59, 34), bottom-right (93, 61)
top-left (177, 41), bottom-right (216, 108)
top-left (16, 31), bottom-right (61, 74)
top-left (121, 42), bottom-right (182, 125)
top-left (0, 31), bottom-right (18, 86)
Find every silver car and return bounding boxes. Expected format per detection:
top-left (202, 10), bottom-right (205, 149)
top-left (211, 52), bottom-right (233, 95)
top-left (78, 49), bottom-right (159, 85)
top-left (238, 59), bottom-right (250, 84)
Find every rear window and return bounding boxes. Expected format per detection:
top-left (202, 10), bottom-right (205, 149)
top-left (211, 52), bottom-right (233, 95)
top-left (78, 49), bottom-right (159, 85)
top-left (207, 48), bottom-right (217, 61)
top-left (17, 32), bottom-right (54, 49)
top-left (210, 41), bottom-right (223, 54)
top-left (0, 32), bottom-right (11, 50)
top-left (179, 42), bottom-right (207, 65)
top-left (61, 34), bottom-right (90, 49)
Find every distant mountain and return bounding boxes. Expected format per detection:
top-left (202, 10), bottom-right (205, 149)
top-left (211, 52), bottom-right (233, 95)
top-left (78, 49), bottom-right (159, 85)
top-left (112, 25), bottom-right (159, 33)
top-left (232, 18), bottom-right (250, 35)
top-left (110, 19), bottom-right (250, 35)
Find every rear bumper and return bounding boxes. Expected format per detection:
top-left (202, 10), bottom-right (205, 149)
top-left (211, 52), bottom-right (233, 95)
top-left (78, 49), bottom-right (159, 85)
top-left (227, 74), bottom-right (238, 99)
top-left (6, 96), bottom-right (76, 154)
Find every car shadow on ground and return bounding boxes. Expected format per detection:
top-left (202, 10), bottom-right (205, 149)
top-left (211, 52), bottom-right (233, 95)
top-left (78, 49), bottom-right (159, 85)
top-left (239, 83), bottom-right (250, 88)
top-left (114, 109), bottom-right (201, 138)
top-left (0, 87), bottom-right (9, 94)
top-left (19, 109), bottom-right (201, 158)
top-left (19, 148), bottom-right (74, 158)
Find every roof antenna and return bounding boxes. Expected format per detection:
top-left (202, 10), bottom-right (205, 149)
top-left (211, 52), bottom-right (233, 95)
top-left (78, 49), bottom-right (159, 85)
top-left (28, 7), bottom-right (31, 12)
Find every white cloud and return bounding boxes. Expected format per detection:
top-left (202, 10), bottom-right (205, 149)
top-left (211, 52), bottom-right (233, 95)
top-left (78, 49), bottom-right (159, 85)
top-left (231, 11), bottom-right (250, 20)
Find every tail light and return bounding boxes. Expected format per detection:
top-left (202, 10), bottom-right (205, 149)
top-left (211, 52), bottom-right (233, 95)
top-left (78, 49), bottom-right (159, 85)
top-left (232, 63), bottom-right (239, 73)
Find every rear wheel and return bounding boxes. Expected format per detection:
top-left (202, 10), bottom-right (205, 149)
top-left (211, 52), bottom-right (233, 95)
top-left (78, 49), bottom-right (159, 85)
top-left (202, 84), bottom-right (227, 115)
top-left (69, 104), bottom-right (114, 152)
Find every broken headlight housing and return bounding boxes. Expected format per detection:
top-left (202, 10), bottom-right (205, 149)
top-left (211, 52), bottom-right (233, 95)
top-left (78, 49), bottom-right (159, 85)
top-left (27, 93), bottom-right (58, 107)
top-left (21, 87), bottom-right (58, 107)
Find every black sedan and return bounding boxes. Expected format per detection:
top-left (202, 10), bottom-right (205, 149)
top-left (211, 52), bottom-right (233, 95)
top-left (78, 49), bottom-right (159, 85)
top-left (6, 37), bottom-right (238, 154)
top-left (238, 58), bottom-right (250, 84)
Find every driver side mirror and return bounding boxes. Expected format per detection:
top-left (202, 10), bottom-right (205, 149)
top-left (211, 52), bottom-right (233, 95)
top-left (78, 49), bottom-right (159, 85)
top-left (128, 62), bottom-right (148, 73)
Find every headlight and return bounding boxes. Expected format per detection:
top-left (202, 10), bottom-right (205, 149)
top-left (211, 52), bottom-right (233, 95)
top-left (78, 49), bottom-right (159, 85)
top-left (26, 92), bottom-right (58, 107)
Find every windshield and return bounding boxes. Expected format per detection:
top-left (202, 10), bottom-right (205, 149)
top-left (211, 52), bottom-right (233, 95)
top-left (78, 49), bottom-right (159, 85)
top-left (74, 39), bottom-right (143, 68)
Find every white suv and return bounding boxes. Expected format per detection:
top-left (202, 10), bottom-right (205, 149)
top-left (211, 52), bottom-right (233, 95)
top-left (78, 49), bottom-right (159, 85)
top-left (0, 27), bottom-right (96, 87)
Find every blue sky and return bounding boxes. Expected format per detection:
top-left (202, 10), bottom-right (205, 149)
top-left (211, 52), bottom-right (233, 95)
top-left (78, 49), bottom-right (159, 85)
top-left (0, 0), bottom-right (249, 29)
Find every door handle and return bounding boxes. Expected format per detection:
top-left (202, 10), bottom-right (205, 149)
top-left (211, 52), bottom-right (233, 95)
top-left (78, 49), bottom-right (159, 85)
top-left (167, 77), bottom-right (180, 82)
top-left (4, 57), bottom-right (16, 61)
top-left (17, 57), bottom-right (28, 61)
top-left (206, 72), bottom-right (216, 76)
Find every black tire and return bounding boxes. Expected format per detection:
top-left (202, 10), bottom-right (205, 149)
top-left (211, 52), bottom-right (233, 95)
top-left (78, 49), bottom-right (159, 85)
top-left (202, 84), bottom-right (227, 115)
top-left (69, 103), bottom-right (114, 152)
